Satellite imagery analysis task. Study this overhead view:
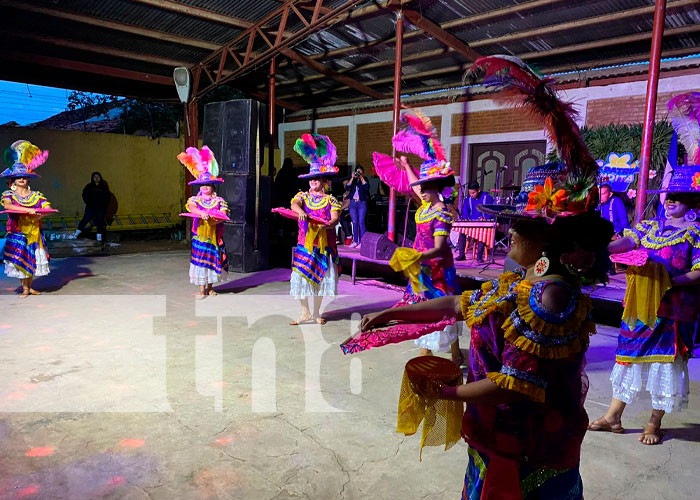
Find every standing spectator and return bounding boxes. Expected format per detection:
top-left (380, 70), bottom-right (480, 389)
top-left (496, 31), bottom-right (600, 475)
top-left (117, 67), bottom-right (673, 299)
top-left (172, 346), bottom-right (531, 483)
top-left (597, 183), bottom-right (630, 235)
top-left (344, 165), bottom-right (370, 248)
top-left (74, 172), bottom-right (110, 242)
top-left (456, 181), bottom-right (494, 262)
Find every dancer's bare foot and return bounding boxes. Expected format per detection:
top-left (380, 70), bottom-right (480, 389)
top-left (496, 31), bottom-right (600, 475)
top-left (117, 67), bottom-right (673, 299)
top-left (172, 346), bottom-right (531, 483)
top-left (588, 416), bottom-right (625, 433)
top-left (640, 422), bottom-right (663, 445)
top-left (195, 292), bottom-right (206, 300)
top-left (315, 316), bottom-right (327, 325)
top-left (419, 348), bottom-right (433, 356)
top-left (19, 288), bottom-right (30, 299)
top-left (290, 313), bottom-right (313, 325)
top-left (208, 290), bottom-right (218, 296)
top-left (29, 289), bottom-right (41, 295)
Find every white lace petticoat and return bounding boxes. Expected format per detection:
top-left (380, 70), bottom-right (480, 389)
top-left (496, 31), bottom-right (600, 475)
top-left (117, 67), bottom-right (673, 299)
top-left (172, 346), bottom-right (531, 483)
top-left (610, 358), bottom-right (689, 413)
top-left (189, 263), bottom-right (225, 285)
top-left (4, 247), bottom-right (50, 278)
top-left (290, 264), bottom-right (338, 299)
top-left (414, 322), bottom-right (462, 352)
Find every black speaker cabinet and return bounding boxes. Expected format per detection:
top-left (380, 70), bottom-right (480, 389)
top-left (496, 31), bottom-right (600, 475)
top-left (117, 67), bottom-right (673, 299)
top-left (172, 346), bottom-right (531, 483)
top-left (360, 231), bottom-right (399, 260)
top-left (219, 173), bottom-right (271, 225)
top-left (202, 99), bottom-right (268, 175)
top-left (222, 221), bottom-right (269, 273)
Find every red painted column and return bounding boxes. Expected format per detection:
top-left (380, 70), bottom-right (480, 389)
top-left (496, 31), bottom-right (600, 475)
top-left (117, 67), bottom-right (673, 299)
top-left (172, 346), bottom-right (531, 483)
top-left (269, 57), bottom-right (276, 176)
top-left (389, 11), bottom-right (404, 242)
top-left (635, 0), bottom-right (666, 224)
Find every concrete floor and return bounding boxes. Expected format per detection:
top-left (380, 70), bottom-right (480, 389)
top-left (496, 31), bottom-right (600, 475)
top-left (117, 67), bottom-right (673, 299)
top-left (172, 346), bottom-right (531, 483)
top-left (0, 250), bottom-right (698, 499)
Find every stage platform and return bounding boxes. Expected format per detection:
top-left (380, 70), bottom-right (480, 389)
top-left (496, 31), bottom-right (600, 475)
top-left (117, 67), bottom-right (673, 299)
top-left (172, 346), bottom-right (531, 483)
top-left (338, 245), bottom-right (626, 325)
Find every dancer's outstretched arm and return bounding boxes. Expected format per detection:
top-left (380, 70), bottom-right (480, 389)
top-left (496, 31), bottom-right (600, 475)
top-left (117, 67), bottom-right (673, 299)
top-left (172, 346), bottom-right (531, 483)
top-left (361, 295), bottom-right (462, 331)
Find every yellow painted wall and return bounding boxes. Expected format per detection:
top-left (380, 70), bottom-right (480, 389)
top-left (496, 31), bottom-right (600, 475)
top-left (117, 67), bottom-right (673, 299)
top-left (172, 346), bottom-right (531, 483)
top-left (0, 128), bottom-right (185, 219)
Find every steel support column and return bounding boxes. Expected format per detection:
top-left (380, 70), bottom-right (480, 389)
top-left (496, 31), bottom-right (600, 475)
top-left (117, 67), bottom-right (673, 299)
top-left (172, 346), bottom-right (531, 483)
top-left (389, 11), bottom-right (404, 242)
top-left (269, 57), bottom-right (276, 176)
top-left (635, 0), bottom-right (666, 224)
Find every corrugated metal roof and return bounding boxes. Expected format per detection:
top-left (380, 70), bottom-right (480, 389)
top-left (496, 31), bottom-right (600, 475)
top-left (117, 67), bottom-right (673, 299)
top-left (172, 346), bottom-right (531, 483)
top-left (0, 0), bottom-right (699, 106)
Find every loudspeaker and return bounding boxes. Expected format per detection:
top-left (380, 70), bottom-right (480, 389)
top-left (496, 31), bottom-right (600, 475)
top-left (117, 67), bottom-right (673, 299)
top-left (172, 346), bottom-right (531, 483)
top-left (202, 99), bottom-right (267, 175)
top-left (222, 222), bottom-right (269, 273)
top-left (219, 173), bottom-right (271, 224)
top-left (360, 231), bottom-right (399, 260)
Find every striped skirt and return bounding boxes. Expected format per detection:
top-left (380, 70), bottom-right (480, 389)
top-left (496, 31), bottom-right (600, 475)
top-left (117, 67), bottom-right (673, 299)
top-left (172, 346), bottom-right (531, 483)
top-left (3, 232), bottom-right (50, 278)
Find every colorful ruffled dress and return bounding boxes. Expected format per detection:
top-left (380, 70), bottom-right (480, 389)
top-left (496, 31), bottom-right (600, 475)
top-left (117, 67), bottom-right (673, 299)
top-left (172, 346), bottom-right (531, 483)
top-left (290, 191), bottom-right (341, 299)
top-left (460, 271), bottom-right (593, 500)
top-left (3, 190), bottom-right (51, 279)
top-left (610, 219), bottom-right (700, 412)
top-left (187, 194), bottom-right (228, 285)
top-left (395, 201), bottom-right (461, 352)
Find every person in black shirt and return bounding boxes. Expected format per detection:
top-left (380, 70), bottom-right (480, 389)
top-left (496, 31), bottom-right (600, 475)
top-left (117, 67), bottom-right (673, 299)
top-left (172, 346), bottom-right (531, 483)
top-left (344, 165), bottom-right (370, 248)
top-left (74, 172), bottom-right (110, 242)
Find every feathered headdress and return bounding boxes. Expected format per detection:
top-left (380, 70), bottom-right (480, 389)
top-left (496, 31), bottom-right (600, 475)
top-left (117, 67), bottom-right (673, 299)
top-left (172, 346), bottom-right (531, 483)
top-left (667, 92), bottom-right (700, 166)
top-left (465, 55), bottom-right (599, 215)
top-left (177, 145), bottom-right (223, 185)
top-left (1, 140), bottom-right (48, 179)
top-left (393, 110), bottom-right (447, 163)
top-left (293, 133), bottom-right (339, 178)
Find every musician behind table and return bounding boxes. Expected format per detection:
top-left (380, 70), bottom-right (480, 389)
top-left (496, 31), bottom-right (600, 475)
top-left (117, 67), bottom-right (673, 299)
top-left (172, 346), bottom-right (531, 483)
top-left (455, 181), bottom-right (494, 262)
top-left (597, 183), bottom-right (630, 236)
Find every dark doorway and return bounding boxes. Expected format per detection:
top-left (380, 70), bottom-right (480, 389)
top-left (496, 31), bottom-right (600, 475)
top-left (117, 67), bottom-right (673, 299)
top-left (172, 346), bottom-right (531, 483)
top-left (469, 141), bottom-right (546, 196)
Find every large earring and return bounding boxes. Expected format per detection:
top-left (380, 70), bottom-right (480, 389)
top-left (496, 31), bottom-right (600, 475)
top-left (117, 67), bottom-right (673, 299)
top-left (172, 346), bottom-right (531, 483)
top-left (685, 210), bottom-right (697, 222)
top-left (10, 183), bottom-right (16, 191)
top-left (534, 252), bottom-right (550, 277)
top-left (665, 210), bottom-right (672, 220)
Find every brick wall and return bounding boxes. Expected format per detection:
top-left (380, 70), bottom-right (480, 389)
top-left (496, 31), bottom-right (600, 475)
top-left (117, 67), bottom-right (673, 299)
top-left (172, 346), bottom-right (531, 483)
top-left (355, 116), bottom-right (442, 174)
top-left (283, 126), bottom-right (349, 169)
top-left (318, 126), bottom-right (349, 167)
top-left (586, 88), bottom-right (700, 127)
top-left (451, 109), bottom-right (541, 136)
top-left (450, 143), bottom-right (462, 176)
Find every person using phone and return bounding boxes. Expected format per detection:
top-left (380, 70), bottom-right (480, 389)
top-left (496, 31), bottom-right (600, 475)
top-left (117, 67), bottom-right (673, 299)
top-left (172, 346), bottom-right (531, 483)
top-left (344, 166), bottom-right (370, 248)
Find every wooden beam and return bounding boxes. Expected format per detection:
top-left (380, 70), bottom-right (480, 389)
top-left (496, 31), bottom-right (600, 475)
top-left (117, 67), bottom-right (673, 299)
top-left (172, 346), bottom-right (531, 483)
top-left (273, 18), bottom-right (700, 91)
top-left (130, 0), bottom-right (252, 29)
top-left (1, 30), bottom-right (191, 67)
top-left (274, 0), bottom-right (564, 69)
top-left (402, 9), bottom-right (481, 61)
top-left (281, 45), bottom-right (700, 102)
top-left (0, 0), bottom-right (218, 51)
top-left (519, 22), bottom-right (700, 61)
top-left (0, 50), bottom-right (172, 85)
top-left (541, 46), bottom-right (700, 75)
top-left (274, 0), bottom-right (694, 72)
top-left (280, 48), bottom-right (385, 99)
top-left (249, 91), bottom-right (302, 112)
top-left (468, 0), bottom-right (697, 49)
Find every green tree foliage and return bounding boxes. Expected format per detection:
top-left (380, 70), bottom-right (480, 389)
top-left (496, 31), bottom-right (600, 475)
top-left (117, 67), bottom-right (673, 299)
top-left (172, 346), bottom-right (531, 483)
top-left (118, 100), bottom-right (181, 139)
top-left (66, 91), bottom-right (118, 130)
